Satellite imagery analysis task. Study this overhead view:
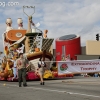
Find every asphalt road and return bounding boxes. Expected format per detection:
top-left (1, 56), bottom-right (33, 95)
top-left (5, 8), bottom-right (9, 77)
top-left (0, 77), bottom-right (100, 100)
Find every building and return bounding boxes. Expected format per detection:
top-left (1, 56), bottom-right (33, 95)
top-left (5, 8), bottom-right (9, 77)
top-left (55, 34), bottom-right (81, 61)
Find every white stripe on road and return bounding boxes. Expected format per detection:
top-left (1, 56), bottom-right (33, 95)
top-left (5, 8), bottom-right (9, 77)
top-left (27, 87), bottom-right (100, 98)
top-left (67, 92), bottom-right (100, 98)
top-left (27, 86), bottom-right (67, 93)
top-left (0, 83), bottom-right (100, 98)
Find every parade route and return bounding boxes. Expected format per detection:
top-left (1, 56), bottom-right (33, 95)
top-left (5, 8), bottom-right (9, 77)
top-left (0, 77), bottom-right (100, 100)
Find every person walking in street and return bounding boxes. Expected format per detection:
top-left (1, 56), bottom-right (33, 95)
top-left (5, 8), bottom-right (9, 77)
top-left (16, 53), bottom-right (28, 87)
top-left (37, 57), bottom-right (46, 85)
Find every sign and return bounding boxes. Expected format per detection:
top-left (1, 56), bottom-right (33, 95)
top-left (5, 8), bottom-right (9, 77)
top-left (58, 59), bottom-right (100, 74)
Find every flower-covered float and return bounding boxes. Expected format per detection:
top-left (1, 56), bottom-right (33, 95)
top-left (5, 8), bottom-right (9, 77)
top-left (0, 6), bottom-right (73, 81)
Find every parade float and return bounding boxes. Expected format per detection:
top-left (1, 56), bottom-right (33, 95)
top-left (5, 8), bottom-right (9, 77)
top-left (0, 6), bottom-right (73, 81)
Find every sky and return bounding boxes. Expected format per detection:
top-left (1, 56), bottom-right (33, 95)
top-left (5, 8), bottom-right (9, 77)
top-left (0, 0), bottom-right (100, 52)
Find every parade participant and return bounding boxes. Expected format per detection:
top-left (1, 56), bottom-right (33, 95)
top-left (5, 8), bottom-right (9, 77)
top-left (2, 56), bottom-right (7, 63)
top-left (16, 44), bottom-right (25, 54)
top-left (0, 63), bottom-right (3, 72)
top-left (65, 55), bottom-right (70, 61)
top-left (37, 57), bottom-right (46, 85)
top-left (6, 18), bottom-right (13, 32)
top-left (12, 57), bottom-right (18, 81)
top-left (43, 30), bottom-right (48, 38)
top-left (1, 56), bottom-right (7, 70)
top-left (61, 56), bottom-right (65, 61)
top-left (17, 18), bottom-right (24, 29)
top-left (16, 53), bottom-right (28, 87)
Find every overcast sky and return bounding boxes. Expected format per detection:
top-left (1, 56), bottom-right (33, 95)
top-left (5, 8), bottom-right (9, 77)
top-left (0, 0), bottom-right (100, 52)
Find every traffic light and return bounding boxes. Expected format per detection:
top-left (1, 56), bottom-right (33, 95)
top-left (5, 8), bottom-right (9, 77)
top-left (96, 34), bottom-right (99, 41)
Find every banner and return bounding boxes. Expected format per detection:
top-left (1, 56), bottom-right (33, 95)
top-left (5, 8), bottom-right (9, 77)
top-left (58, 59), bottom-right (100, 74)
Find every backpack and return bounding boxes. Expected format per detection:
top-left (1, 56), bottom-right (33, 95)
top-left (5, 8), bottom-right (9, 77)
top-left (38, 61), bottom-right (46, 68)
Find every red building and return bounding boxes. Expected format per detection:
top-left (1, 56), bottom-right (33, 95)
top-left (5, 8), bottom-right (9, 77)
top-left (55, 34), bottom-right (81, 61)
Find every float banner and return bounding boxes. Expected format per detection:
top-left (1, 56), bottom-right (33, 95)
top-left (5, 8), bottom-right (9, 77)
top-left (58, 60), bottom-right (100, 74)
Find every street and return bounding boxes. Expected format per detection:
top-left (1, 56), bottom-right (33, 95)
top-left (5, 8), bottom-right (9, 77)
top-left (0, 77), bottom-right (100, 100)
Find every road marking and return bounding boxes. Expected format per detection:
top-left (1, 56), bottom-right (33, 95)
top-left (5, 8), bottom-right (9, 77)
top-left (62, 81), bottom-right (100, 85)
top-left (27, 87), bottom-right (67, 93)
top-left (0, 83), bottom-right (100, 98)
top-left (67, 92), bottom-right (100, 98)
top-left (26, 86), bottom-right (100, 98)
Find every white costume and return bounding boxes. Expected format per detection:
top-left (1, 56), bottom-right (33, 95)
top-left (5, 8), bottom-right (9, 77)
top-left (17, 18), bottom-right (24, 29)
top-left (6, 18), bottom-right (13, 32)
top-left (16, 44), bottom-right (24, 53)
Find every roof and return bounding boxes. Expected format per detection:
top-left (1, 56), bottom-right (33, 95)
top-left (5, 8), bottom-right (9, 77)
top-left (59, 34), bottom-right (77, 40)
